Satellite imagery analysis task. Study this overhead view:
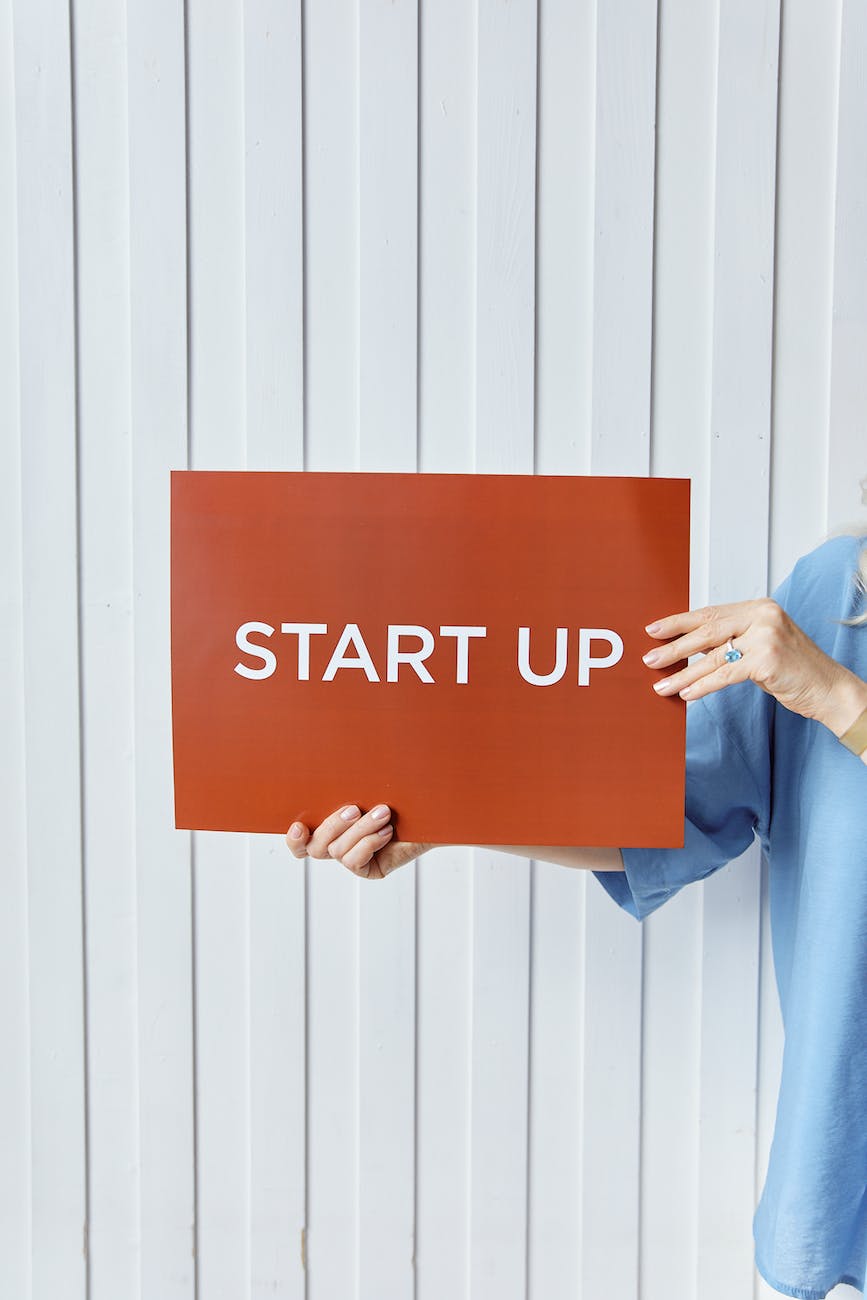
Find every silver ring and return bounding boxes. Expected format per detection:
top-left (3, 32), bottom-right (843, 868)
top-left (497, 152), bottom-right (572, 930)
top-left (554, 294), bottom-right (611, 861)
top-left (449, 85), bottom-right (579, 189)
top-left (724, 639), bottom-right (743, 664)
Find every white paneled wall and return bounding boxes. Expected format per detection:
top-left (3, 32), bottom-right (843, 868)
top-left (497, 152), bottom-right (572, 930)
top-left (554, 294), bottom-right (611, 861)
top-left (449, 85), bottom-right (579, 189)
top-left (3, 1), bottom-right (866, 1298)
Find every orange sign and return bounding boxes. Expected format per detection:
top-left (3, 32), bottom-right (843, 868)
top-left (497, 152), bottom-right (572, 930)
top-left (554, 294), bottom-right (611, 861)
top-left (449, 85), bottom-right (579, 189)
top-left (171, 471), bottom-right (689, 846)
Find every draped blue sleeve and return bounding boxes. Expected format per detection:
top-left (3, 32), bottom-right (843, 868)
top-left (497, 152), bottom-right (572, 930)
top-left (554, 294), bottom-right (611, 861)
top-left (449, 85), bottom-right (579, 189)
top-left (593, 678), bottom-right (774, 919)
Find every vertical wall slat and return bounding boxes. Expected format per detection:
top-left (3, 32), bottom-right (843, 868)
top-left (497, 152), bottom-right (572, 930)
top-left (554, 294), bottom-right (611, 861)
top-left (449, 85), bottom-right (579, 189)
top-left (127, 1), bottom-right (195, 1294)
top-left (769, 0), bottom-right (842, 589)
top-left (582, 2), bottom-right (658, 1296)
top-left (828, 0), bottom-right (867, 540)
top-left (302, 0), bottom-right (359, 1294)
top-left (73, 0), bottom-right (139, 1295)
top-left (417, 0), bottom-right (475, 472)
top-left (649, 0), bottom-right (715, 608)
top-left (414, 844), bottom-right (473, 1300)
top-left (244, 0), bottom-right (304, 471)
top-left (699, 3), bottom-right (781, 1297)
top-left (472, 3), bottom-right (537, 1298)
top-left (303, 0), bottom-right (357, 474)
top-left (589, 0), bottom-right (658, 472)
top-left (358, 0), bottom-right (418, 476)
top-left (0, 2), bottom-right (30, 1294)
top-left (643, 1), bottom-right (718, 1294)
top-left (533, 0), bottom-right (595, 481)
top-left (356, 2), bottom-right (419, 1296)
top-left (305, 846), bottom-right (357, 1300)
top-left (186, 2), bottom-right (249, 1297)
top-left (12, 0), bottom-right (87, 1293)
top-left (528, 3), bottom-right (595, 1297)
top-left (415, 2), bottom-right (475, 1295)
top-left (243, 2), bottom-right (306, 1296)
top-left (474, 0), bottom-right (538, 478)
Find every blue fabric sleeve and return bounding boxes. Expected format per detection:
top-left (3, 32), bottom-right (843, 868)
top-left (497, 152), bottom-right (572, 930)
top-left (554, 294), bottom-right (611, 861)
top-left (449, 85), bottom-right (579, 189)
top-left (593, 574), bottom-right (792, 921)
top-left (594, 686), bottom-right (771, 919)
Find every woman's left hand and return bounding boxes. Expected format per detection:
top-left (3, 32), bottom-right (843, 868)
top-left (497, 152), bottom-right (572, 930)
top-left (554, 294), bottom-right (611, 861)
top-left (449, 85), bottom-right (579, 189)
top-left (642, 597), bottom-right (867, 738)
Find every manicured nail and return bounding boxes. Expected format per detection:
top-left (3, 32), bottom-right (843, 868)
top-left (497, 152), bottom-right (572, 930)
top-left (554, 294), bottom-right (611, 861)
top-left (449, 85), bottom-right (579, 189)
top-left (679, 687), bottom-right (692, 699)
top-left (653, 679), bottom-right (675, 694)
top-left (377, 824), bottom-right (393, 838)
top-left (642, 650), bottom-right (660, 666)
top-left (340, 805), bottom-right (360, 821)
top-left (645, 621), bottom-right (662, 634)
top-left (371, 804), bottom-right (390, 822)
top-left (289, 823), bottom-right (303, 839)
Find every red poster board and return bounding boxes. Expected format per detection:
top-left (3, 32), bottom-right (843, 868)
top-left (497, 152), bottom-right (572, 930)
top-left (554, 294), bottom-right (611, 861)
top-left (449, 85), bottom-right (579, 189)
top-left (171, 471), bottom-right (689, 846)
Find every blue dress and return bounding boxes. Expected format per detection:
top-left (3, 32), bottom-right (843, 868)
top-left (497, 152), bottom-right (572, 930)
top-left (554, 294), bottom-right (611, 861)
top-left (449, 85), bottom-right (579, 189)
top-left (594, 534), bottom-right (867, 1300)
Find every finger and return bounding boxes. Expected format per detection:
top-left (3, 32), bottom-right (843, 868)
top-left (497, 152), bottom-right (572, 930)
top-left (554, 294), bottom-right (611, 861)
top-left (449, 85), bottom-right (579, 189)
top-left (360, 840), bottom-right (424, 882)
top-left (286, 820), bottom-right (310, 858)
top-left (305, 803), bottom-right (363, 859)
top-left (326, 803), bottom-right (392, 861)
top-left (651, 642), bottom-right (751, 697)
top-left (644, 598), bottom-right (759, 655)
top-left (644, 602), bottom-right (752, 648)
top-left (677, 659), bottom-right (752, 702)
top-left (340, 825), bottom-right (394, 875)
top-left (643, 615), bottom-right (749, 670)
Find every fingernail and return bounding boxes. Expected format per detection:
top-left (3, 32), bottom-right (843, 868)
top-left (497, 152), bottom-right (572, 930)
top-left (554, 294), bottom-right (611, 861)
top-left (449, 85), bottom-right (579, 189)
top-left (289, 823), bottom-right (303, 839)
top-left (645, 621), bottom-right (662, 634)
top-left (371, 804), bottom-right (390, 822)
top-left (642, 650), bottom-right (660, 666)
top-left (340, 805), bottom-right (360, 821)
top-left (679, 687), bottom-right (692, 699)
top-left (377, 824), bottom-right (393, 838)
top-left (653, 679), bottom-right (675, 694)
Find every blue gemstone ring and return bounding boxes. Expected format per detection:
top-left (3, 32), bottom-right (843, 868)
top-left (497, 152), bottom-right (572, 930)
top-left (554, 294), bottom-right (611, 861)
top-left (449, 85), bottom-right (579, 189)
top-left (724, 639), bottom-right (743, 664)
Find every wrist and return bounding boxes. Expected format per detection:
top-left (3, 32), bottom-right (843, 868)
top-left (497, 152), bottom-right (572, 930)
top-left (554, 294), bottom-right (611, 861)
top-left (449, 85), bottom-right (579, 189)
top-left (817, 667), bottom-right (867, 740)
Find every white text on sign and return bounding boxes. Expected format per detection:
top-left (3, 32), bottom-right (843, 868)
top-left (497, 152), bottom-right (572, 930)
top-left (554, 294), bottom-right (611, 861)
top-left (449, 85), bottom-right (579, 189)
top-left (233, 622), bottom-right (624, 686)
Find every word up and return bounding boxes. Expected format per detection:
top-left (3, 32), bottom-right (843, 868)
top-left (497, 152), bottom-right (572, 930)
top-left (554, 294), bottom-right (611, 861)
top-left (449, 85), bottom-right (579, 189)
top-left (234, 622), bottom-right (624, 686)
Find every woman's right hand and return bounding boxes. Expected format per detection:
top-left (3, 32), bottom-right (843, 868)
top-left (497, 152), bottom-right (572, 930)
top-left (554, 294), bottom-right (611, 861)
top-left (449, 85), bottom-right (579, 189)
top-left (285, 802), bottom-right (432, 880)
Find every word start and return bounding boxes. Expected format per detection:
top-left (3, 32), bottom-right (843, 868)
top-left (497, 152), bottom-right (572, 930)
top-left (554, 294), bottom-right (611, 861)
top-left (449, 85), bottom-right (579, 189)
top-left (234, 622), bottom-right (624, 687)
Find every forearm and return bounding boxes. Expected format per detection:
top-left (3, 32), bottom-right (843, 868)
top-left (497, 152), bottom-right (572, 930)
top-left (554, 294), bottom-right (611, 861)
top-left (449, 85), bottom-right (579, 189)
top-left (816, 666), bottom-right (867, 764)
top-left (480, 844), bottom-right (625, 871)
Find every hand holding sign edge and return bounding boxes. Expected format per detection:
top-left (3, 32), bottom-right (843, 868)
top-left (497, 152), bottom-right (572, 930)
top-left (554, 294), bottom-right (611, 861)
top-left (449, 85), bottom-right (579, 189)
top-left (286, 802), bottom-right (434, 880)
top-left (641, 596), bottom-right (867, 739)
